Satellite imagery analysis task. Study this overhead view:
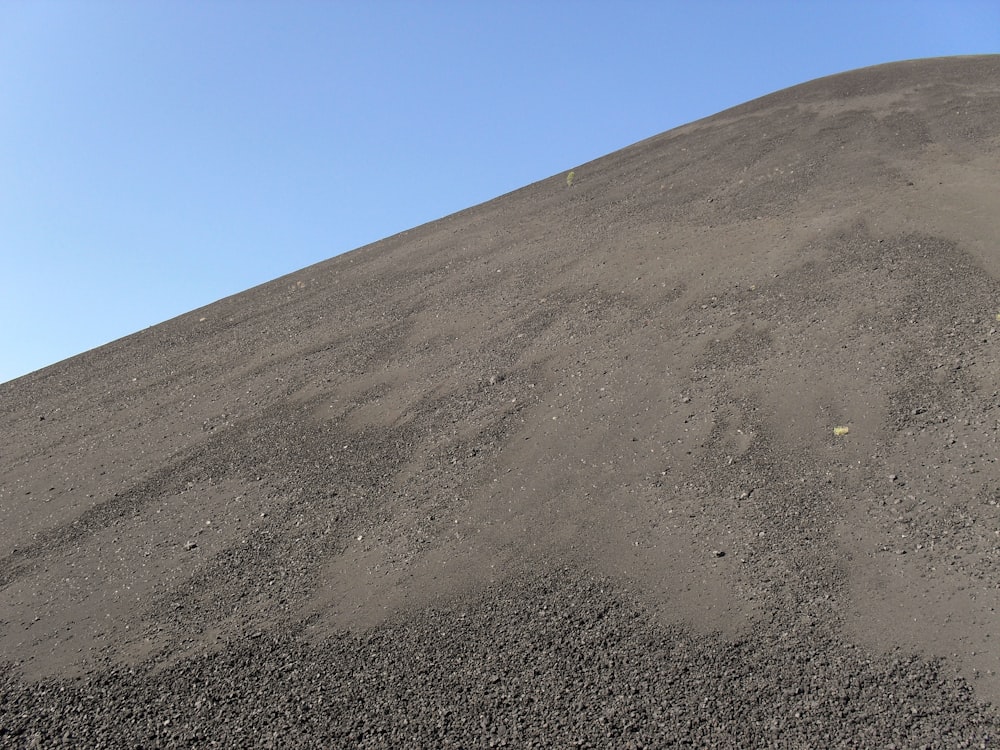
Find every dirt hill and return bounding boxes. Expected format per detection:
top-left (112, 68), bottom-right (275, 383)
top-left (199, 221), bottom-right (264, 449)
top-left (2, 55), bottom-right (1000, 747)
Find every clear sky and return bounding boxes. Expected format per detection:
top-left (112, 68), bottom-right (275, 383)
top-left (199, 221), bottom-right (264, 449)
top-left (2, 2), bottom-right (998, 384)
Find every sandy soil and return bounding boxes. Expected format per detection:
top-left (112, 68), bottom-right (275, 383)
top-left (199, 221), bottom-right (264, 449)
top-left (2, 55), bottom-right (1000, 748)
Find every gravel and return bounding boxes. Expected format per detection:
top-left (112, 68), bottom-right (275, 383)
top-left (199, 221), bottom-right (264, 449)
top-left (2, 567), bottom-right (997, 749)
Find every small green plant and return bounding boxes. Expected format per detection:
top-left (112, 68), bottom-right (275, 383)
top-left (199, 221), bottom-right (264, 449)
top-left (566, 170), bottom-right (575, 187)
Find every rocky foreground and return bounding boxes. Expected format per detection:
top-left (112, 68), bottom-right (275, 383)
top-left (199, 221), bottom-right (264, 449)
top-left (2, 567), bottom-right (998, 748)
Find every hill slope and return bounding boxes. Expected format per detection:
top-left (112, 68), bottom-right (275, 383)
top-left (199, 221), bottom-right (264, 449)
top-left (3, 55), bottom-right (1000, 747)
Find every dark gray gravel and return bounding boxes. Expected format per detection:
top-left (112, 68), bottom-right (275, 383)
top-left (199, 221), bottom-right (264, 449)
top-left (2, 567), bottom-right (997, 749)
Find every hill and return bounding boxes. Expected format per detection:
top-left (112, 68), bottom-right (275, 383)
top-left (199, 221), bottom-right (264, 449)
top-left (2, 55), bottom-right (1000, 747)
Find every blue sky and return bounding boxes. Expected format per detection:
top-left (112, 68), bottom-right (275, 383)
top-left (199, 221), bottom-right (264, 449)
top-left (2, 2), bottom-right (998, 384)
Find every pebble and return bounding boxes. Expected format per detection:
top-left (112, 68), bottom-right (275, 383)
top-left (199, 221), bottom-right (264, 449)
top-left (0, 569), bottom-right (995, 748)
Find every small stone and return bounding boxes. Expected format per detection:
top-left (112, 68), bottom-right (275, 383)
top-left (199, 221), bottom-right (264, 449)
top-left (712, 550), bottom-right (726, 558)
top-left (184, 541), bottom-right (198, 551)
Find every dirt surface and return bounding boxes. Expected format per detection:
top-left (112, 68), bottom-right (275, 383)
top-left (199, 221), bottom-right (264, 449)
top-left (2, 55), bottom-right (1000, 747)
